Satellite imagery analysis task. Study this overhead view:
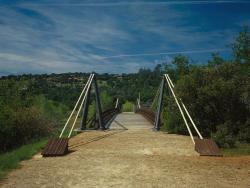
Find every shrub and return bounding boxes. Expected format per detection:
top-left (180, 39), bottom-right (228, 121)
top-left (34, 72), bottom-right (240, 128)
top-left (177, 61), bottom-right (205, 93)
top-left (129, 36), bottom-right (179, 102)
top-left (237, 118), bottom-right (250, 143)
top-left (213, 122), bottom-right (236, 148)
top-left (33, 95), bottom-right (68, 123)
top-left (0, 106), bottom-right (54, 153)
top-left (122, 101), bottom-right (134, 112)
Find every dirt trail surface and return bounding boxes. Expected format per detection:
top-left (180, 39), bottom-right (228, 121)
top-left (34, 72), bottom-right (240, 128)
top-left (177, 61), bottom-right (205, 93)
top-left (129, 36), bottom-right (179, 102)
top-left (1, 113), bottom-right (250, 188)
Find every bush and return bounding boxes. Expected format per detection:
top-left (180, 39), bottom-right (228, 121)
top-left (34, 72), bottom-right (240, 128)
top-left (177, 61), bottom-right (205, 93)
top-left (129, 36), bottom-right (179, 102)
top-left (213, 122), bottom-right (236, 148)
top-left (237, 118), bottom-right (250, 142)
top-left (0, 106), bottom-right (54, 152)
top-left (33, 95), bottom-right (68, 123)
top-left (162, 96), bottom-right (189, 134)
top-left (0, 139), bottom-right (48, 178)
top-left (122, 101), bottom-right (134, 112)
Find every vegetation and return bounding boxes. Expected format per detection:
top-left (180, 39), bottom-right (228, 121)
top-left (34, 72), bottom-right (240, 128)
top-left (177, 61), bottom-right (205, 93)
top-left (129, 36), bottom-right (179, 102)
top-left (122, 101), bottom-right (134, 112)
top-left (161, 27), bottom-right (250, 148)
top-left (222, 144), bottom-right (250, 156)
top-left (0, 90), bottom-right (68, 152)
top-left (0, 139), bottom-right (48, 179)
top-left (0, 27), bottom-right (249, 158)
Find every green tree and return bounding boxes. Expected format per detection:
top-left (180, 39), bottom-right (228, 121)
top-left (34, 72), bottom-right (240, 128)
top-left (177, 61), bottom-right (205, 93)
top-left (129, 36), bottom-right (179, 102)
top-left (172, 55), bottom-right (189, 78)
top-left (208, 53), bottom-right (225, 67)
top-left (232, 26), bottom-right (250, 63)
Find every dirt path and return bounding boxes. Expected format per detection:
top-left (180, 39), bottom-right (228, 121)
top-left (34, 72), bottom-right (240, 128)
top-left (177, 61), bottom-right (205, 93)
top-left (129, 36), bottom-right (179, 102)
top-left (1, 113), bottom-right (250, 188)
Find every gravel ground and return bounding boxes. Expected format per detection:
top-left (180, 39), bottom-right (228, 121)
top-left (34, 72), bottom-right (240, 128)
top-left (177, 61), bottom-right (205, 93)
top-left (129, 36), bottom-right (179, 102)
top-left (1, 113), bottom-right (250, 188)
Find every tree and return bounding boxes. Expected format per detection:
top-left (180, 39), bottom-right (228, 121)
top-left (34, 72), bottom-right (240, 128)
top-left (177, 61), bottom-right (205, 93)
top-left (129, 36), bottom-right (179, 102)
top-left (232, 26), bottom-right (250, 63)
top-left (208, 53), bottom-right (225, 67)
top-left (172, 55), bottom-right (189, 78)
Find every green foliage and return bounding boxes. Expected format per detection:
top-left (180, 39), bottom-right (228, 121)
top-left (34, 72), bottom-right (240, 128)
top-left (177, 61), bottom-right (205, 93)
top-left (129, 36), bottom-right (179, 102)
top-left (212, 121), bottom-right (237, 148)
top-left (208, 53), bottom-right (225, 67)
top-left (0, 78), bottom-right (69, 152)
top-left (33, 95), bottom-right (69, 122)
top-left (0, 139), bottom-right (47, 179)
top-left (161, 27), bottom-right (250, 148)
top-left (0, 106), bottom-right (54, 152)
top-left (237, 118), bottom-right (250, 143)
top-left (222, 143), bottom-right (250, 156)
top-left (100, 90), bottom-right (113, 110)
top-left (122, 101), bottom-right (134, 112)
top-left (172, 54), bottom-right (189, 77)
top-left (232, 26), bottom-right (250, 63)
top-left (175, 62), bottom-right (249, 145)
top-left (104, 66), bottom-right (162, 104)
top-left (0, 27), bottom-right (249, 152)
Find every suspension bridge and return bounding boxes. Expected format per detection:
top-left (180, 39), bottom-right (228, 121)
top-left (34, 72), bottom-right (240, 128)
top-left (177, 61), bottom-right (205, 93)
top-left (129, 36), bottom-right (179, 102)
top-left (2, 73), bottom-right (250, 188)
top-left (41, 73), bottom-right (221, 157)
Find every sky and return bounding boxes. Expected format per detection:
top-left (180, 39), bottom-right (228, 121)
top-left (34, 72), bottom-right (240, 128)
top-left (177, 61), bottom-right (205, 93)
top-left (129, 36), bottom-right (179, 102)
top-left (0, 0), bottom-right (250, 75)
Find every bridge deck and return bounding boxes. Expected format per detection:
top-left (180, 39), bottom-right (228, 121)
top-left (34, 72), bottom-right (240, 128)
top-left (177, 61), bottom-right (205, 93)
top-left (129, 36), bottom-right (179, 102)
top-left (1, 113), bottom-right (250, 188)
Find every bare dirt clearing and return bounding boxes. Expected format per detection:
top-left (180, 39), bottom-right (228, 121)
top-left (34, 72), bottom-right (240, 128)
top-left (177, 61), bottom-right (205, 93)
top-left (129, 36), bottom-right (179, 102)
top-left (1, 113), bottom-right (250, 188)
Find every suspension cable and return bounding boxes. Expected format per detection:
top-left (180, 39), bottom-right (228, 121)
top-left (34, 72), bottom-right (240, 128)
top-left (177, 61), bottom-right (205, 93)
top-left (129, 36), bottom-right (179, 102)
top-left (166, 74), bottom-right (203, 139)
top-left (164, 74), bottom-right (195, 144)
top-left (59, 74), bottom-right (93, 138)
top-left (151, 82), bottom-right (161, 109)
top-left (68, 74), bottom-right (94, 138)
top-left (115, 98), bottom-right (119, 109)
top-left (137, 98), bottom-right (141, 109)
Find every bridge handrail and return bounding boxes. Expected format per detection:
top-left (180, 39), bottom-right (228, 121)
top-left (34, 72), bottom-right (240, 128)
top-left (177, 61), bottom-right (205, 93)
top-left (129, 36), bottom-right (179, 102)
top-left (136, 107), bottom-right (155, 124)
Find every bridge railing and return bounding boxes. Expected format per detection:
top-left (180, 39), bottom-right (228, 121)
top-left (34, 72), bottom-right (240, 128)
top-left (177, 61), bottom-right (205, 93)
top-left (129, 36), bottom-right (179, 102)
top-left (102, 107), bottom-right (120, 126)
top-left (88, 106), bottom-right (121, 129)
top-left (135, 107), bottom-right (155, 125)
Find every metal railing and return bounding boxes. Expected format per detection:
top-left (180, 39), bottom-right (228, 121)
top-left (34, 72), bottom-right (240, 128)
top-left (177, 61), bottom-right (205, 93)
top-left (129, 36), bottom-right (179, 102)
top-left (135, 107), bottom-right (155, 125)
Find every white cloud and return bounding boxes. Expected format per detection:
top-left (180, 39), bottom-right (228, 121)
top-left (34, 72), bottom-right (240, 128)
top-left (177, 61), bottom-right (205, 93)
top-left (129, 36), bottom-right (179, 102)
top-left (0, 1), bottom-right (247, 75)
top-left (17, 1), bottom-right (250, 7)
top-left (0, 53), bottom-right (33, 62)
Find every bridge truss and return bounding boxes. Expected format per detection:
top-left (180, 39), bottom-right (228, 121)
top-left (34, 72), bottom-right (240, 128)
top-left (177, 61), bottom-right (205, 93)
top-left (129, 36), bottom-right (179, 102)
top-left (136, 74), bottom-right (222, 156)
top-left (42, 74), bottom-right (120, 157)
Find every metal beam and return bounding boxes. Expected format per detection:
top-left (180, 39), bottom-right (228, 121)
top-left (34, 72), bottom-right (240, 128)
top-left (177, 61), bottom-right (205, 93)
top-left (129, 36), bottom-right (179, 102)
top-left (80, 84), bottom-right (91, 130)
top-left (59, 74), bottom-right (93, 138)
top-left (164, 74), bottom-right (195, 144)
top-left (154, 77), bottom-right (165, 131)
top-left (115, 98), bottom-right (119, 109)
top-left (93, 75), bottom-right (105, 130)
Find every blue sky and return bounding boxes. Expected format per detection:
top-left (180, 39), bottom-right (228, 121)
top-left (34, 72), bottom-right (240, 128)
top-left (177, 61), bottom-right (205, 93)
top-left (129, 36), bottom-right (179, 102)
top-left (0, 0), bottom-right (250, 75)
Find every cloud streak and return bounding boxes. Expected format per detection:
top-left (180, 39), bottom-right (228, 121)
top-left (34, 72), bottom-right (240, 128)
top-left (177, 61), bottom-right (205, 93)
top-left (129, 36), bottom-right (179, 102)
top-left (100, 48), bottom-right (230, 59)
top-left (9, 1), bottom-right (250, 7)
top-left (0, 0), bottom-right (249, 75)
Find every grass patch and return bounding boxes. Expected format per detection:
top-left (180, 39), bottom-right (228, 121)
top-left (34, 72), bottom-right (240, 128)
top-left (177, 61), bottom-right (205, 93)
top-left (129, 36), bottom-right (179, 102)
top-left (122, 101), bottom-right (134, 112)
top-left (222, 143), bottom-right (250, 157)
top-left (0, 139), bottom-right (48, 180)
